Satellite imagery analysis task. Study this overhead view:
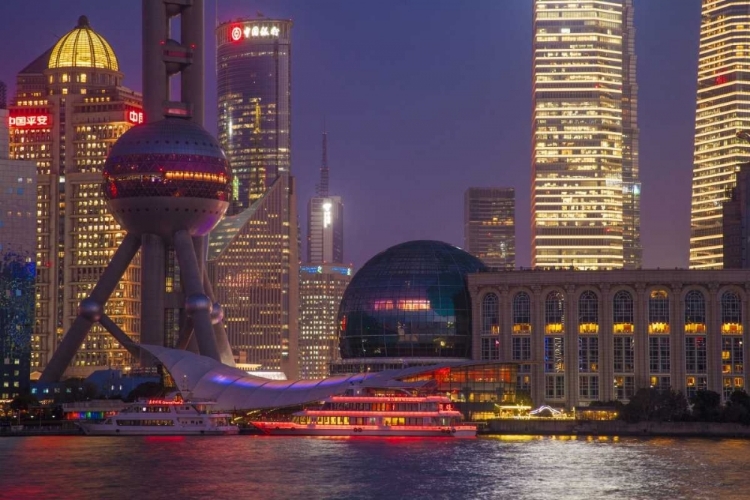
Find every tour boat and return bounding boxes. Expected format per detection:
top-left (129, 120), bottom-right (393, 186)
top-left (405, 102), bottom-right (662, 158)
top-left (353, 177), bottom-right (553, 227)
top-left (78, 398), bottom-right (239, 436)
top-left (251, 391), bottom-right (476, 438)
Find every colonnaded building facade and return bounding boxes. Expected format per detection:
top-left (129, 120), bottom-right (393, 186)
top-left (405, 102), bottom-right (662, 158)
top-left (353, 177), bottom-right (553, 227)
top-left (469, 269), bottom-right (750, 409)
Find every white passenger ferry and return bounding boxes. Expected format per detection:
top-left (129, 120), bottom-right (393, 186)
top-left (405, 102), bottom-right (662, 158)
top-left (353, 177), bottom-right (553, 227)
top-left (251, 391), bottom-right (476, 438)
top-left (78, 398), bottom-right (239, 436)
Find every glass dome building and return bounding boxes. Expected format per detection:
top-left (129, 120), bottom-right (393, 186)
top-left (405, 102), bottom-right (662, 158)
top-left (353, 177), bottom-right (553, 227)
top-left (338, 240), bottom-right (487, 362)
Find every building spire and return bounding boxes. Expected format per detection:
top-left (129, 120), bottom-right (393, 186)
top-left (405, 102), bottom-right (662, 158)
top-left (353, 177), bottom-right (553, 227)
top-left (317, 121), bottom-right (329, 197)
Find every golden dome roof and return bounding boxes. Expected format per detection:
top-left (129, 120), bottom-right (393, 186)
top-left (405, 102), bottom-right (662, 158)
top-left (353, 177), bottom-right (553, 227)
top-left (48, 16), bottom-right (118, 71)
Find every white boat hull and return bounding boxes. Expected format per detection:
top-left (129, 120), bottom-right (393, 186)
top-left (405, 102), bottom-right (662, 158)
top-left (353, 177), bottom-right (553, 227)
top-left (252, 423), bottom-right (476, 438)
top-left (79, 423), bottom-right (239, 436)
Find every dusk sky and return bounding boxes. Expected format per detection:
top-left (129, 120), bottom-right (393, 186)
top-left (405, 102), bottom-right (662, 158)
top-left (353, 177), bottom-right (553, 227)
top-left (0, 0), bottom-right (702, 270)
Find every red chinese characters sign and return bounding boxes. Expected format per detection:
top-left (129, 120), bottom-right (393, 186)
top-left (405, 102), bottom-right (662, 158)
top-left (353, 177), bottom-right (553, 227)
top-left (8, 114), bottom-right (51, 128)
top-left (126, 109), bottom-right (144, 125)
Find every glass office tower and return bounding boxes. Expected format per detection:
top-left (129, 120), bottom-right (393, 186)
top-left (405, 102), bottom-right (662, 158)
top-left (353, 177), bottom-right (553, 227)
top-left (216, 19), bottom-right (292, 211)
top-left (531, 0), bottom-right (640, 270)
top-left (464, 187), bottom-right (516, 269)
top-left (690, 0), bottom-right (750, 269)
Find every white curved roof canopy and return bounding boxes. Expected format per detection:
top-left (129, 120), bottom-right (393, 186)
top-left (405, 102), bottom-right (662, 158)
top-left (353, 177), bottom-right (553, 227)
top-left (140, 345), bottom-right (440, 411)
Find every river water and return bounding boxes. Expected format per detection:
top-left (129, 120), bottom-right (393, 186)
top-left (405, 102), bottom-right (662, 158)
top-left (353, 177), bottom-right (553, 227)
top-left (2, 435), bottom-right (747, 499)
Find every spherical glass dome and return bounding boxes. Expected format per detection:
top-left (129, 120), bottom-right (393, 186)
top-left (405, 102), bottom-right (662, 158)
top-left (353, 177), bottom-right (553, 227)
top-left (48, 16), bottom-right (118, 71)
top-left (338, 240), bottom-right (487, 360)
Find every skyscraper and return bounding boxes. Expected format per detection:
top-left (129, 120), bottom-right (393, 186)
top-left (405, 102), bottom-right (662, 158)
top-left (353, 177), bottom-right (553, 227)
top-left (9, 16), bottom-right (143, 378)
top-left (216, 18), bottom-right (292, 211)
top-left (214, 17), bottom-right (299, 378)
top-left (0, 85), bottom-right (36, 398)
top-left (464, 187), bottom-right (515, 269)
top-left (299, 130), bottom-right (349, 378)
top-left (531, 0), bottom-right (640, 270)
top-left (690, 0), bottom-right (750, 269)
top-left (307, 130), bottom-right (343, 264)
top-left (208, 175), bottom-right (299, 378)
top-left (299, 264), bottom-right (352, 379)
top-left (723, 163), bottom-right (750, 268)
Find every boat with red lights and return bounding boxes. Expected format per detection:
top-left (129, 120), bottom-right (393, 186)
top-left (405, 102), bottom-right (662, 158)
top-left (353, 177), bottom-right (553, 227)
top-left (251, 390), bottom-right (476, 438)
top-left (78, 398), bottom-right (239, 436)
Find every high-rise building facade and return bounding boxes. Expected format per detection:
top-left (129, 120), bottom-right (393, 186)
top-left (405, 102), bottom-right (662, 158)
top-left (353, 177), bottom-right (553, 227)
top-left (690, 0), bottom-right (750, 269)
top-left (723, 163), bottom-right (750, 268)
top-left (307, 130), bottom-right (343, 264)
top-left (0, 95), bottom-right (36, 398)
top-left (214, 17), bottom-right (299, 378)
top-left (8, 17), bottom-right (143, 378)
top-left (216, 18), bottom-right (292, 211)
top-left (531, 0), bottom-right (640, 270)
top-left (300, 131), bottom-right (348, 378)
top-left (299, 264), bottom-right (352, 379)
top-left (208, 175), bottom-right (299, 379)
top-left (464, 187), bottom-right (515, 269)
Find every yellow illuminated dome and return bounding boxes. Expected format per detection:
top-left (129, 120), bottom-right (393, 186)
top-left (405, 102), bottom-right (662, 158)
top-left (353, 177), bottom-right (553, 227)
top-left (48, 16), bottom-right (118, 71)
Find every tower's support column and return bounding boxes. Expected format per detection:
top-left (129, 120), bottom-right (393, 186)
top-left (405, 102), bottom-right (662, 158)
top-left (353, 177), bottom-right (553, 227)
top-left (141, 234), bottom-right (166, 347)
top-left (203, 266), bottom-right (234, 365)
top-left (40, 233), bottom-right (142, 382)
top-left (99, 314), bottom-right (139, 357)
top-left (173, 230), bottom-right (220, 361)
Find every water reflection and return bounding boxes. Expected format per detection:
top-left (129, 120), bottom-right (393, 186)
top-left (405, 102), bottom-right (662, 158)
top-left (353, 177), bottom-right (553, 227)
top-left (2, 435), bottom-right (749, 499)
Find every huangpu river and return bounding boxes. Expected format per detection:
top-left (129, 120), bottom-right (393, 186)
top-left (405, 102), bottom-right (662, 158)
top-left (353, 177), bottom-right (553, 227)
top-left (2, 435), bottom-right (749, 499)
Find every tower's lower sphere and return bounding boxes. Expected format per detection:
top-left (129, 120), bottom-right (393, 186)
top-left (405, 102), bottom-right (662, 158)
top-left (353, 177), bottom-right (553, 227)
top-left (102, 118), bottom-right (232, 238)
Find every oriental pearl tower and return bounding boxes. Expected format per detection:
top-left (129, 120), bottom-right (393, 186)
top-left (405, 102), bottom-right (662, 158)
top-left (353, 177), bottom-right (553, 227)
top-left (41, 0), bottom-right (233, 382)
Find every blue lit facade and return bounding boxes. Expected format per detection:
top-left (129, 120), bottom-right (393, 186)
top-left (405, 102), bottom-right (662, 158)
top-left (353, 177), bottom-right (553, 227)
top-left (0, 150), bottom-right (36, 399)
top-left (337, 241), bottom-right (486, 364)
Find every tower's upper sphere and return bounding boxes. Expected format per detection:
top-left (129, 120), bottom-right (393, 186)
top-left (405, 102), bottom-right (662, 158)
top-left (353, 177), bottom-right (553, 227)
top-left (48, 16), bottom-right (119, 71)
top-left (338, 240), bottom-right (487, 360)
top-left (102, 118), bottom-right (232, 238)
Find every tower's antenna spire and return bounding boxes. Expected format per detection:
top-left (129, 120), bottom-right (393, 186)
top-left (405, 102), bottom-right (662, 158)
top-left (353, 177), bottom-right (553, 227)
top-left (318, 119), bottom-right (329, 197)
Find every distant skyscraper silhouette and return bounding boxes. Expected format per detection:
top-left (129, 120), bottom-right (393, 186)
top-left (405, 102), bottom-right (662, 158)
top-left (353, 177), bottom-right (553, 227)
top-left (723, 162), bottom-right (750, 269)
top-left (300, 129), bottom-right (348, 378)
top-left (531, 0), bottom-right (640, 270)
top-left (464, 187), bottom-right (515, 269)
top-left (690, 1), bottom-right (750, 269)
top-left (307, 130), bottom-right (343, 264)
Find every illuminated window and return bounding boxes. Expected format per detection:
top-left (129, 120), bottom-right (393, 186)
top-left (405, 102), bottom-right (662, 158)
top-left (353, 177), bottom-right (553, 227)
top-left (481, 293), bottom-right (499, 335)
top-left (648, 290), bottom-right (669, 333)
top-left (545, 290), bottom-right (564, 333)
top-left (578, 290), bottom-right (598, 333)
top-left (684, 290), bottom-right (706, 333)
top-left (512, 292), bottom-right (531, 333)
top-left (721, 291), bottom-right (743, 334)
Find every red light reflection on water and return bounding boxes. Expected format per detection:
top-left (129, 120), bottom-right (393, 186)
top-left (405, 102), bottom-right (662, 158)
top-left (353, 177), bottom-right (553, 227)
top-left (144, 436), bottom-right (185, 443)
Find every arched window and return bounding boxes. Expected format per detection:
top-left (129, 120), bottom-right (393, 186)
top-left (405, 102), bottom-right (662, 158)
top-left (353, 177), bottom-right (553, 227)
top-left (578, 291), bottom-right (598, 333)
top-left (545, 291), bottom-right (564, 334)
top-left (722, 291), bottom-right (743, 334)
top-left (613, 290), bottom-right (634, 333)
top-left (648, 290), bottom-right (669, 333)
top-left (684, 290), bottom-right (706, 333)
top-left (481, 293), bottom-right (499, 335)
top-left (513, 292), bottom-right (531, 333)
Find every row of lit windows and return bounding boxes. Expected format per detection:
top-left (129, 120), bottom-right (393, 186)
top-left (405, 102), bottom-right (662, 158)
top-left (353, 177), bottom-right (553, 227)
top-left (481, 289), bottom-right (744, 335)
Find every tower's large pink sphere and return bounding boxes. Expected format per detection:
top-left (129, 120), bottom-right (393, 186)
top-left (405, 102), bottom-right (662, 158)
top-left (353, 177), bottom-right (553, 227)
top-left (102, 118), bottom-right (232, 238)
